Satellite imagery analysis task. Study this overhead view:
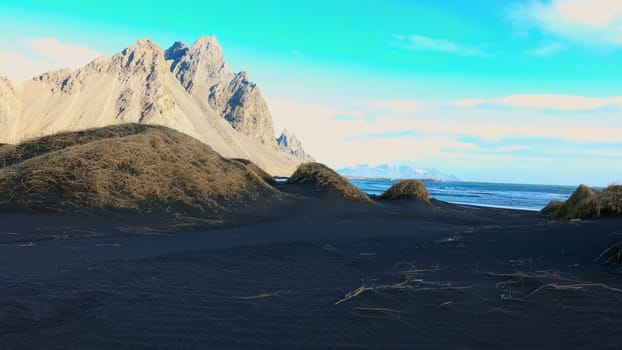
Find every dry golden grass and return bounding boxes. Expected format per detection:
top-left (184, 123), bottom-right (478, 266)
top-left (545, 184), bottom-right (622, 220)
top-left (0, 124), bottom-right (281, 216)
top-left (540, 200), bottom-right (564, 218)
top-left (0, 123), bottom-right (161, 168)
top-left (380, 179), bottom-right (430, 203)
top-left (553, 184), bottom-right (600, 220)
top-left (284, 162), bottom-right (371, 202)
top-left (599, 185), bottom-right (622, 216)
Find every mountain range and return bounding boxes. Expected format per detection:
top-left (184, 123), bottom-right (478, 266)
top-left (338, 163), bottom-right (459, 181)
top-left (0, 36), bottom-right (311, 175)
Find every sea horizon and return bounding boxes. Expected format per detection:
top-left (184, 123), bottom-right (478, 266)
top-left (347, 178), bottom-right (578, 211)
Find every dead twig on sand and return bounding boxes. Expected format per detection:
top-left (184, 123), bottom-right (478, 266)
top-left (524, 283), bottom-right (622, 300)
top-left (335, 278), bottom-right (471, 305)
top-left (481, 270), bottom-right (580, 284)
top-left (335, 283), bottom-right (373, 305)
top-left (393, 262), bottom-right (441, 284)
top-left (595, 241), bottom-right (622, 265)
top-left (481, 270), bottom-right (622, 302)
top-left (437, 301), bottom-right (453, 308)
top-left (234, 290), bottom-right (292, 300)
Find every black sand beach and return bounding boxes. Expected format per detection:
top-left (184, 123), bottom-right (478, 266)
top-left (1, 199), bottom-right (621, 349)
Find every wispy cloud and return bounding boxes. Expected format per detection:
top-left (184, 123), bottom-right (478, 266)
top-left (454, 94), bottom-right (622, 111)
top-left (497, 145), bottom-right (532, 152)
top-left (0, 38), bottom-right (102, 82)
top-left (368, 99), bottom-right (421, 113)
top-left (25, 38), bottom-right (101, 67)
top-left (391, 34), bottom-right (489, 57)
top-left (344, 129), bottom-right (418, 141)
top-left (507, 0), bottom-right (622, 45)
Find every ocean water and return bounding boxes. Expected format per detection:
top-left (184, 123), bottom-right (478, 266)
top-left (348, 178), bottom-right (577, 211)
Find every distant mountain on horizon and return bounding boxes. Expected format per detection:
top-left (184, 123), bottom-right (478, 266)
top-left (0, 36), bottom-right (310, 175)
top-left (337, 163), bottom-right (459, 181)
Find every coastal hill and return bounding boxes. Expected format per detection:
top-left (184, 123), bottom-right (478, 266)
top-left (338, 163), bottom-right (458, 181)
top-left (0, 37), bottom-right (311, 175)
top-left (0, 123), bottom-right (282, 218)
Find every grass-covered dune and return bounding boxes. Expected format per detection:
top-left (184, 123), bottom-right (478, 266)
top-left (0, 124), bottom-right (281, 217)
top-left (541, 184), bottom-right (622, 220)
top-left (283, 162), bottom-right (371, 202)
top-left (379, 179), bottom-right (430, 204)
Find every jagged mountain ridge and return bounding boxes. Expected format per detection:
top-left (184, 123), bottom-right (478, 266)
top-left (165, 37), bottom-right (276, 146)
top-left (276, 128), bottom-right (315, 163)
top-left (338, 163), bottom-right (459, 181)
top-left (0, 36), bottom-right (308, 175)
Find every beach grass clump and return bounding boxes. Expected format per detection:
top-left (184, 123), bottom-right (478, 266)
top-left (540, 200), bottom-right (564, 218)
top-left (0, 123), bottom-right (281, 216)
top-left (543, 184), bottom-right (622, 220)
top-left (284, 162), bottom-right (371, 202)
top-left (550, 184), bottom-right (600, 220)
top-left (598, 185), bottom-right (622, 216)
top-left (379, 179), bottom-right (430, 204)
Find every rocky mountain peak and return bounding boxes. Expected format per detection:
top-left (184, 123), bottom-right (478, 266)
top-left (164, 41), bottom-right (189, 62)
top-left (166, 36), bottom-right (233, 92)
top-left (166, 39), bottom-right (280, 146)
top-left (208, 71), bottom-right (276, 145)
top-left (113, 38), bottom-right (166, 74)
top-left (193, 35), bottom-right (220, 50)
top-left (123, 38), bottom-right (162, 56)
top-left (276, 129), bottom-right (315, 163)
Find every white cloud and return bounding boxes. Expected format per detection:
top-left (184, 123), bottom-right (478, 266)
top-left (25, 38), bottom-right (102, 68)
top-left (0, 38), bottom-right (102, 82)
top-left (454, 94), bottom-right (622, 111)
top-left (268, 94), bottom-right (622, 173)
top-left (0, 49), bottom-right (56, 82)
top-left (391, 34), bottom-right (488, 57)
top-left (368, 99), bottom-right (421, 113)
top-left (507, 0), bottom-right (622, 45)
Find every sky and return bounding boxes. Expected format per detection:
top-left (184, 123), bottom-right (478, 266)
top-left (1, 0), bottom-right (621, 186)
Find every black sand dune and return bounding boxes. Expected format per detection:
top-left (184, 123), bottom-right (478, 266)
top-left (1, 198), bottom-right (622, 350)
top-left (1, 127), bottom-right (621, 349)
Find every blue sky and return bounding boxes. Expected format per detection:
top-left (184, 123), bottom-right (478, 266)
top-left (1, 0), bottom-right (621, 185)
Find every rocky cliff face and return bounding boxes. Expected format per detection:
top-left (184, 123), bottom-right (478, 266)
top-left (209, 72), bottom-right (276, 145)
top-left (276, 129), bottom-right (315, 163)
top-left (0, 38), bottom-right (300, 175)
top-left (0, 77), bottom-right (19, 141)
top-left (165, 36), bottom-right (276, 146)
